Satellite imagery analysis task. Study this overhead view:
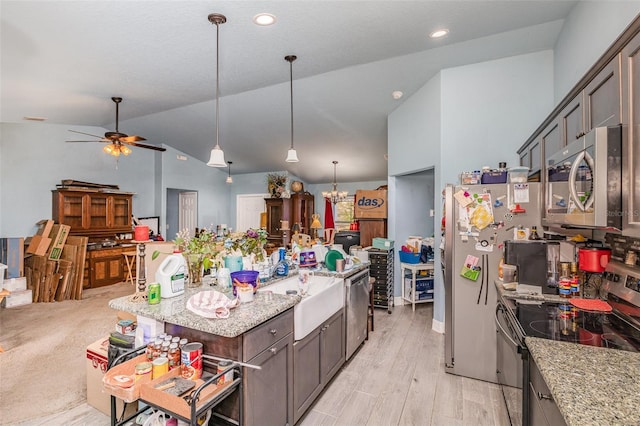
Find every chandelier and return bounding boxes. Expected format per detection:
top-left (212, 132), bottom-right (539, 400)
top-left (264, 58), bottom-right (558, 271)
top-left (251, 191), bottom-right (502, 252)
top-left (322, 160), bottom-right (348, 204)
top-left (103, 142), bottom-right (131, 157)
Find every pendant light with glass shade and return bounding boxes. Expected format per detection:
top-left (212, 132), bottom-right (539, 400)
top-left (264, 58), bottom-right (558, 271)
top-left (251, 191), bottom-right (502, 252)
top-left (226, 161), bottom-right (233, 184)
top-left (285, 55), bottom-right (299, 163)
top-left (206, 13), bottom-right (227, 167)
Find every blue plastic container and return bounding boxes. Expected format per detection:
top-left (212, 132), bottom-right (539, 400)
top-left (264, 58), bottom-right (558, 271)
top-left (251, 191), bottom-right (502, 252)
top-left (399, 251), bottom-right (421, 264)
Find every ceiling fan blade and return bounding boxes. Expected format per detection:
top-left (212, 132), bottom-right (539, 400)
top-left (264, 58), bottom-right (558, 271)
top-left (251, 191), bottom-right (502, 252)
top-left (66, 140), bottom-right (110, 143)
top-left (127, 142), bottom-right (167, 152)
top-left (119, 135), bottom-right (146, 143)
top-left (68, 129), bottom-right (104, 139)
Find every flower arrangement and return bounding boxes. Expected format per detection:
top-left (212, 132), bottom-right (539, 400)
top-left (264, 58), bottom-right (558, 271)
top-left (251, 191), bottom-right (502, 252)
top-left (267, 173), bottom-right (288, 198)
top-left (223, 228), bottom-right (268, 263)
top-left (173, 227), bottom-right (223, 270)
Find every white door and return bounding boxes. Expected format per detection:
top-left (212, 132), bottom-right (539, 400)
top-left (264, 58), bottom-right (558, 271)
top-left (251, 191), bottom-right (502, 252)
top-left (178, 191), bottom-right (198, 237)
top-left (236, 194), bottom-right (269, 232)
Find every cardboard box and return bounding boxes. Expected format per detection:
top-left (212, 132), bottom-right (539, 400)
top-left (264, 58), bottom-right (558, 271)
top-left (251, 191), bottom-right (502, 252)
top-left (3, 289), bottom-right (32, 307)
top-left (3, 277), bottom-right (27, 292)
top-left (1, 237), bottom-right (24, 278)
top-left (87, 337), bottom-right (138, 416)
top-left (354, 190), bottom-right (387, 219)
top-left (26, 220), bottom-right (54, 256)
top-left (48, 224), bottom-right (71, 260)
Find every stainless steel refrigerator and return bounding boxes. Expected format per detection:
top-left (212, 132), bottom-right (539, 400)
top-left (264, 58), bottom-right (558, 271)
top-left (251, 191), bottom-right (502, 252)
top-left (443, 182), bottom-right (542, 383)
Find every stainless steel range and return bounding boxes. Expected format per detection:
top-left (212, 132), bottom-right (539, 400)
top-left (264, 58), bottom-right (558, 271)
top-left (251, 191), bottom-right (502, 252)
top-left (496, 259), bottom-right (640, 425)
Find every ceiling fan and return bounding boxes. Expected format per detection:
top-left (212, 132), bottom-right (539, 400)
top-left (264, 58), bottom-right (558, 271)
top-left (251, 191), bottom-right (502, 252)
top-left (67, 97), bottom-right (166, 156)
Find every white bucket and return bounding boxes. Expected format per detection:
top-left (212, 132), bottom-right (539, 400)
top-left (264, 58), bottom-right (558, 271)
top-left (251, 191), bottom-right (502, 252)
top-left (155, 254), bottom-right (186, 298)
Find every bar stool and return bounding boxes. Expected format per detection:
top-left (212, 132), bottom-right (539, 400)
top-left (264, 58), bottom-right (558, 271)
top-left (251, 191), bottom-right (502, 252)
top-left (367, 277), bottom-right (375, 337)
top-left (122, 251), bottom-right (137, 286)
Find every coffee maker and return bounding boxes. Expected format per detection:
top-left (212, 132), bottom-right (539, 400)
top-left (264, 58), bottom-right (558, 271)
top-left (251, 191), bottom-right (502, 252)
top-left (504, 240), bottom-right (558, 294)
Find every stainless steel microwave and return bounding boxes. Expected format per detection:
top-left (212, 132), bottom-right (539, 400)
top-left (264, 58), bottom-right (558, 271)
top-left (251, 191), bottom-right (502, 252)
top-left (543, 125), bottom-right (622, 230)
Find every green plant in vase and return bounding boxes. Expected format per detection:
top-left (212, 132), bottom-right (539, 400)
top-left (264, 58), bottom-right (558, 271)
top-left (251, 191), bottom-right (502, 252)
top-left (174, 227), bottom-right (222, 287)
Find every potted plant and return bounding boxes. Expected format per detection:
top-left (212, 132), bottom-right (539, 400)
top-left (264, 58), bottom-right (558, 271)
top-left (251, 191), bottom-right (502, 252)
top-left (267, 173), bottom-right (288, 198)
top-left (173, 227), bottom-right (223, 287)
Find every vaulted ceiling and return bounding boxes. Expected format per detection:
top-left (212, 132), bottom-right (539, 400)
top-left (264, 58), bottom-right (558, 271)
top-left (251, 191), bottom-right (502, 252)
top-left (1, 1), bottom-right (578, 183)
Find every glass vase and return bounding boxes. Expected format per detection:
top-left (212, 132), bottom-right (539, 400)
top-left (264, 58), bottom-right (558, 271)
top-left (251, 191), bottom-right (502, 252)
top-left (183, 253), bottom-right (204, 288)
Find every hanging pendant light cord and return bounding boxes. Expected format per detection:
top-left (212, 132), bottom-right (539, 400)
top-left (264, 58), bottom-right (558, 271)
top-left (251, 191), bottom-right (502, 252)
top-left (289, 59), bottom-right (294, 150)
top-left (215, 20), bottom-right (220, 149)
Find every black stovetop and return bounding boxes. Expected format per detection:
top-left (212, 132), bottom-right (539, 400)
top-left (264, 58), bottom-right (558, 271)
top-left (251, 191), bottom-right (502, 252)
top-left (514, 298), bottom-right (640, 353)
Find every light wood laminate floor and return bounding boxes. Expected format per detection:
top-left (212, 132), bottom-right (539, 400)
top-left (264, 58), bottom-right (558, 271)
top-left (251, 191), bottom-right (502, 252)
top-left (20, 304), bottom-right (510, 425)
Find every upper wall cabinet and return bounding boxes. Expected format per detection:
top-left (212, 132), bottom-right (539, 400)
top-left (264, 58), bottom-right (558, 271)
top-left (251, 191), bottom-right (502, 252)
top-left (584, 55), bottom-right (622, 132)
top-left (559, 92), bottom-right (585, 146)
top-left (52, 189), bottom-right (133, 236)
top-left (621, 31), bottom-right (640, 236)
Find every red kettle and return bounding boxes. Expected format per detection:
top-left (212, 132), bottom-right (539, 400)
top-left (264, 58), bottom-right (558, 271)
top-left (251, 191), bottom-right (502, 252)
top-left (578, 247), bottom-right (611, 273)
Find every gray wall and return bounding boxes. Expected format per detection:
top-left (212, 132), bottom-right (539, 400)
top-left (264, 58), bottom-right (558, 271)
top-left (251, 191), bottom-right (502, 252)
top-left (387, 2), bottom-right (640, 326)
top-left (553, 1), bottom-right (640, 104)
top-left (389, 50), bottom-right (555, 325)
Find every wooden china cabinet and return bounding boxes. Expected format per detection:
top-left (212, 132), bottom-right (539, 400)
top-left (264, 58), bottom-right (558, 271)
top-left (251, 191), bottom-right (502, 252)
top-left (264, 193), bottom-right (315, 246)
top-left (52, 189), bottom-right (135, 288)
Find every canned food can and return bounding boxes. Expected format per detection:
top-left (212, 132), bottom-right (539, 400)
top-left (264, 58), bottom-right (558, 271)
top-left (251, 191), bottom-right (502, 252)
top-left (148, 283), bottom-right (161, 305)
top-left (180, 342), bottom-right (203, 380)
top-left (217, 360), bottom-right (233, 385)
top-left (151, 357), bottom-right (169, 379)
top-left (135, 362), bottom-right (153, 381)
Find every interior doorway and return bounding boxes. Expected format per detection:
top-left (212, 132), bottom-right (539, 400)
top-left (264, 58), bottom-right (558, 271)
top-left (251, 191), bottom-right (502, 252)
top-left (236, 194), bottom-right (268, 232)
top-left (166, 189), bottom-right (198, 241)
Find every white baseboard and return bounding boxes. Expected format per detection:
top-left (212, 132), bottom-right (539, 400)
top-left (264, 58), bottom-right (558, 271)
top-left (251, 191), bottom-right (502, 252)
top-left (432, 318), bottom-right (445, 334)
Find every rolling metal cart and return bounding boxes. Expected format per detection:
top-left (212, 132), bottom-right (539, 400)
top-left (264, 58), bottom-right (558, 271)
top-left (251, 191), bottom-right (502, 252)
top-left (107, 347), bottom-right (247, 426)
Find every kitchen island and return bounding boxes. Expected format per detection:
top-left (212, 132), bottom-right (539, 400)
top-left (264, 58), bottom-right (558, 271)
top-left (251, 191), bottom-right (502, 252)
top-left (526, 337), bottom-right (640, 426)
top-left (109, 263), bottom-right (369, 425)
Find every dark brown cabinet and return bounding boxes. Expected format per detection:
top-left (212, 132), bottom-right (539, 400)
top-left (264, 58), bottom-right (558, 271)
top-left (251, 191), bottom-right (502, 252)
top-left (622, 32), bottom-right (640, 236)
top-left (291, 193), bottom-right (315, 234)
top-left (84, 246), bottom-right (136, 288)
top-left (528, 356), bottom-right (566, 426)
top-left (584, 55), bottom-right (621, 132)
top-left (293, 308), bottom-right (345, 424)
top-left (559, 93), bottom-right (584, 146)
top-left (52, 190), bottom-right (133, 236)
top-left (264, 197), bottom-right (291, 245)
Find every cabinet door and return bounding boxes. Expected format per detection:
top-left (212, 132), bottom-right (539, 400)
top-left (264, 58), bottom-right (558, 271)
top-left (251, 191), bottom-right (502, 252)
top-left (293, 328), bottom-right (322, 423)
top-left (88, 194), bottom-right (109, 229)
top-left (584, 55), bottom-right (621, 131)
top-left (529, 141), bottom-right (541, 177)
top-left (528, 358), bottom-right (565, 426)
top-left (245, 333), bottom-right (294, 426)
top-left (111, 195), bottom-right (132, 228)
top-left (54, 191), bottom-right (86, 229)
top-left (90, 255), bottom-right (123, 287)
top-left (520, 150), bottom-right (530, 168)
top-left (291, 194), bottom-right (314, 234)
top-left (560, 93), bottom-right (585, 146)
top-left (321, 309), bottom-right (345, 384)
top-left (622, 31), bottom-right (640, 236)
top-left (541, 119), bottom-right (561, 164)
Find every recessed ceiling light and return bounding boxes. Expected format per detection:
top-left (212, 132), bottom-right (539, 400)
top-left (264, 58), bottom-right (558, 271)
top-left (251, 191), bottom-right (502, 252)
top-left (392, 91), bottom-right (403, 100)
top-left (430, 29), bottom-right (449, 39)
top-left (23, 116), bottom-right (47, 121)
top-left (253, 13), bottom-right (276, 26)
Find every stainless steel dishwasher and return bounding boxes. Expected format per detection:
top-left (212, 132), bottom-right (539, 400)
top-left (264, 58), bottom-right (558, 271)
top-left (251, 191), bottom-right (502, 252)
top-left (345, 269), bottom-right (370, 360)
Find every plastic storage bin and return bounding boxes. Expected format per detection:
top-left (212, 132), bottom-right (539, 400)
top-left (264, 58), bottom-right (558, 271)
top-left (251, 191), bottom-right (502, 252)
top-left (399, 251), bottom-right (421, 264)
top-left (481, 170), bottom-right (508, 184)
top-left (508, 166), bottom-right (529, 183)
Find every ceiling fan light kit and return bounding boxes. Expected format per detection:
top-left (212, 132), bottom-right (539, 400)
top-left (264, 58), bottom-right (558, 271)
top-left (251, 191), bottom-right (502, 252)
top-left (66, 96), bottom-right (166, 157)
top-left (206, 13), bottom-right (228, 168)
top-left (285, 54), bottom-right (299, 163)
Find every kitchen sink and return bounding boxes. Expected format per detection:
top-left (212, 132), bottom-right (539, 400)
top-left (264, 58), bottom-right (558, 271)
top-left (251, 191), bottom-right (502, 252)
top-left (258, 274), bottom-right (344, 340)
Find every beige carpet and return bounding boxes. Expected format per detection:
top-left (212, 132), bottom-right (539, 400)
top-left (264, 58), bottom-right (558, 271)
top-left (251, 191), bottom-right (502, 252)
top-left (0, 282), bottom-right (135, 425)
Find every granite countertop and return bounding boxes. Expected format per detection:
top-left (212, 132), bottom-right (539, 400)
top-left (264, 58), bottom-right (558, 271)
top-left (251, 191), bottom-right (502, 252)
top-left (109, 262), bottom-right (370, 338)
top-left (526, 337), bottom-right (640, 426)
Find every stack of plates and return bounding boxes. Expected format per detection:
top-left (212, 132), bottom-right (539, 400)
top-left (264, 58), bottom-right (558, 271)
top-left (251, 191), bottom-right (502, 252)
top-left (324, 250), bottom-right (344, 271)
